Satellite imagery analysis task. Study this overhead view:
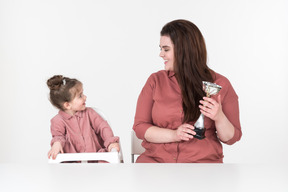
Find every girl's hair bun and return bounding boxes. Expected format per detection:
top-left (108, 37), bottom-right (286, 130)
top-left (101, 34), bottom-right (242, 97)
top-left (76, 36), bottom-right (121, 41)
top-left (47, 75), bottom-right (64, 90)
top-left (47, 75), bottom-right (82, 110)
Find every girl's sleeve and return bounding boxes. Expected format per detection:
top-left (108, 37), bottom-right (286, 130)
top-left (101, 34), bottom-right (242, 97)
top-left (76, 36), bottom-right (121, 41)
top-left (50, 117), bottom-right (66, 148)
top-left (88, 108), bottom-right (119, 148)
top-left (133, 74), bottom-right (155, 140)
top-left (219, 80), bottom-right (242, 145)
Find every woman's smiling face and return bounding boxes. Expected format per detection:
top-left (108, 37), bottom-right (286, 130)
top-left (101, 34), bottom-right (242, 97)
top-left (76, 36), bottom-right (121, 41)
top-left (159, 35), bottom-right (175, 71)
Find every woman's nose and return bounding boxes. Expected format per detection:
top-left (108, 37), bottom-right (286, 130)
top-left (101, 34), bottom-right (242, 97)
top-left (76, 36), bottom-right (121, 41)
top-left (159, 50), bottom-right (164, 57)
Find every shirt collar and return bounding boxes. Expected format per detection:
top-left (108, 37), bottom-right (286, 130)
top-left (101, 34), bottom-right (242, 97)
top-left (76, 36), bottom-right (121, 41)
top-left (58, 110), bottom-right (83, 119)
top-left (167, 70), bottom-right (176, 78)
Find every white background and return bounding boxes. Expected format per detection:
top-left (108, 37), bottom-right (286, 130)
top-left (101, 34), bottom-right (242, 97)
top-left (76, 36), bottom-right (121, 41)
top-left (0, 0), bottom-right (287, 164)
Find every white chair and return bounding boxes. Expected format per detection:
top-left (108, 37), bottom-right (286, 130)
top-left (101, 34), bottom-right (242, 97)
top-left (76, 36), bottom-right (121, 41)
top-left (48, 148), bottom-right (121, 163)
top-left (131, 130), bottom-right (145, 163)
top-left (48, 108), bottom-right (123, 163)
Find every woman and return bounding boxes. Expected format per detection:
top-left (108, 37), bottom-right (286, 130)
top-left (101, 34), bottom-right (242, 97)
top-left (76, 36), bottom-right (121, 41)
top-left (133, 19), bottom-right (242, 163)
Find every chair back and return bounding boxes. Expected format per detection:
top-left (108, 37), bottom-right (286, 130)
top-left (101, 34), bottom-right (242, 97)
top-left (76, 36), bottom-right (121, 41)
top-left (131, 130), bottom-right (145, 163)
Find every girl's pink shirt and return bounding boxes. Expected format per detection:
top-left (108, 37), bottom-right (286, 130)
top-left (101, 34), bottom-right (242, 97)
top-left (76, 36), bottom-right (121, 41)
top-left (50, 107), bottom-right (119, 153)
top-left (133, 70), bottom-right (242, 163)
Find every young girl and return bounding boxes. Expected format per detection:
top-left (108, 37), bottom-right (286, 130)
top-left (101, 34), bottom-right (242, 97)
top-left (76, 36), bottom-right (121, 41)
top-left (47, 75), bottom-right (120, 160)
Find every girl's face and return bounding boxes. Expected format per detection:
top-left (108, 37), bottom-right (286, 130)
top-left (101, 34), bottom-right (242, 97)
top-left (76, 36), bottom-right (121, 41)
top-left (65, 85), bottom-right (87, 115)
top-left (159, 36), bottom-right (175, 71)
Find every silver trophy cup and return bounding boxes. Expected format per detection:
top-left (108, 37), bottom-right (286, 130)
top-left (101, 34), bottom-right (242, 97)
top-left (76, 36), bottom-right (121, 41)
top-left (193, 81), bottom-right (222, 140)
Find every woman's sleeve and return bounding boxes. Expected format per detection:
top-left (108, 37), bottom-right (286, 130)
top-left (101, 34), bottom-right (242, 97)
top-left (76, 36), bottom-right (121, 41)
top-left (88, 108), bottom-right (119, 148)
top-left (220, 81), bottom-right (242, 145)
top-left (133, 74), bottom-right (155, 140)
top-left (50, 117), bottom-right (66, 148)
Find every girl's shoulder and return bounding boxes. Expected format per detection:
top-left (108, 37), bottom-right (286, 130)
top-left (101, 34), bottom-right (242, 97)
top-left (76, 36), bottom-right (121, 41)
top-left (50, 111), bottom-right (66, 125)
top-left (84, 107), bottom-right (105, 119)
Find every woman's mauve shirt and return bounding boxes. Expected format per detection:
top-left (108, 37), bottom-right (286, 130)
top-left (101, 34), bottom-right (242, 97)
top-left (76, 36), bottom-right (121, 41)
top-left (133, 70), bottom-right (242, 163)
top-left (50, 107), bottom-right (119, 153)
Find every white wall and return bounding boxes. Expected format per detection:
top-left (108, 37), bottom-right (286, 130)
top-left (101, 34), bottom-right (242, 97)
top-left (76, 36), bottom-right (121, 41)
top-left (0, 0), bottom-right (287, 164)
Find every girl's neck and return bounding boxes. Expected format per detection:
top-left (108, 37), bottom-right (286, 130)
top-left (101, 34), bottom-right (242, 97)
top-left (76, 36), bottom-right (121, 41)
top-left (64, 109), bottom-right (77, 116)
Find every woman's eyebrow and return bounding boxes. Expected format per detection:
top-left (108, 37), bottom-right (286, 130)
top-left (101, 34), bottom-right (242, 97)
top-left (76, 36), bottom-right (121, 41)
top-left (159, 45), bottom-right (170, 48)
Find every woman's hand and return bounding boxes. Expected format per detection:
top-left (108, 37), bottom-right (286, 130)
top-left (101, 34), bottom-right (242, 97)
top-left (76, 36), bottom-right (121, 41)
top-left (47, 141), bottom-right (63, 160)
top-left (175, 123), bottom-right (196, 142)
top-left (199, 94), bottom-right (235, 142)
top-left (199, 95), bottom-right (224, 122)
top-left (108, 142), bottom-right (120, 152)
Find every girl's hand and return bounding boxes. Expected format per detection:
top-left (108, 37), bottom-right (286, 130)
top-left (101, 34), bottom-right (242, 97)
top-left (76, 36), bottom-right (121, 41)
top-left (199, 95), bottom-right (223, 122)
top-left (47, 141), bottom-right (63, 160)
top-left (175, 123), bottom-right (195, 141)
top-left (108, 142), bottom-right (120, 152)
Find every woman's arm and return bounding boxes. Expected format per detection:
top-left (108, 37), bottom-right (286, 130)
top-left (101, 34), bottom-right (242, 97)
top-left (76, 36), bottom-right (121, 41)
top-left (134, 73), bottom-right (196, 143)
top-left (144, 124), bottom-right (196, 143)
top-left (199, 95), bottom-right (235, 142)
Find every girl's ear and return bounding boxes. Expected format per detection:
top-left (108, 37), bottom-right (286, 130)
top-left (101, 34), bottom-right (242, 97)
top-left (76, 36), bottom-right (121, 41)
top-left (63, 102), bottom-right (70, 110)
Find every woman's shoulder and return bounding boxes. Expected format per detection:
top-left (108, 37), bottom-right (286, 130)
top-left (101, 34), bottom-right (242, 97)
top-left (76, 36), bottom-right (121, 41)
top-left (213, 71), bottom-right (232, 87)
top-left (149, 70), bottom-right (167, 77)
top-left (147, 70), bottom-right (170, 81)
top-left (213, 71), bottom-right (238, 100)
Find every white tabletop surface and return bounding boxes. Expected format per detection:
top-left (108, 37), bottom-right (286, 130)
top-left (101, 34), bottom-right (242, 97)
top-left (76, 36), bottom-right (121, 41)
top-left (0, 163), bottom-right (287, 192)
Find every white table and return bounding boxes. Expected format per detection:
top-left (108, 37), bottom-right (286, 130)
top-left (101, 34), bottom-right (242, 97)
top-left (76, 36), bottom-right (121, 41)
top-left (0, 163), bottom-right (287, 192)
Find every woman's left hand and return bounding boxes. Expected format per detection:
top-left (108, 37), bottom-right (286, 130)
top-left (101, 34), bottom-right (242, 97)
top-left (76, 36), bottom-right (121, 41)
top-left (199, 95), bottom-right (223, 122)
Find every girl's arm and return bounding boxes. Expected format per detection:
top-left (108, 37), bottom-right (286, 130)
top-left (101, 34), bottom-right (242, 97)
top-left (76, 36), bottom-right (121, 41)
top-left (107, 142), bottom-right (120, 152)
top-left (48, 117), bottom-right (66, 159)
top-left (47, 141), bottom-right (63, 159)
top-left (89, 108), bottom-right (119, 149)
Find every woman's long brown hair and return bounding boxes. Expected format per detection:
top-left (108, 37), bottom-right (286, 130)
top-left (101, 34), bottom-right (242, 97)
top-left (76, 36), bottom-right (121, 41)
top-left (161, 19), bottom-right (214, 123)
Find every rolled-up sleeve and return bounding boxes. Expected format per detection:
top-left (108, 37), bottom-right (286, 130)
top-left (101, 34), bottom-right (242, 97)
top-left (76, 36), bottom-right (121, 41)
top-left (219, 80), bottom-right (242, 145)
top-left (221, 97), bottom-right (242, 145)
top-left (88, 108), bottom-right (119, 148)
top-left (133, 75), bottom-right (155, 140)
top-left (50, 117), bottom-right (66, 148)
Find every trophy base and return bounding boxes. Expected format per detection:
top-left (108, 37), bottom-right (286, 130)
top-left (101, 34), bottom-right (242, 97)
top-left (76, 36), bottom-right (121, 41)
top-left (190, 127), bottom-right (206, 140)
